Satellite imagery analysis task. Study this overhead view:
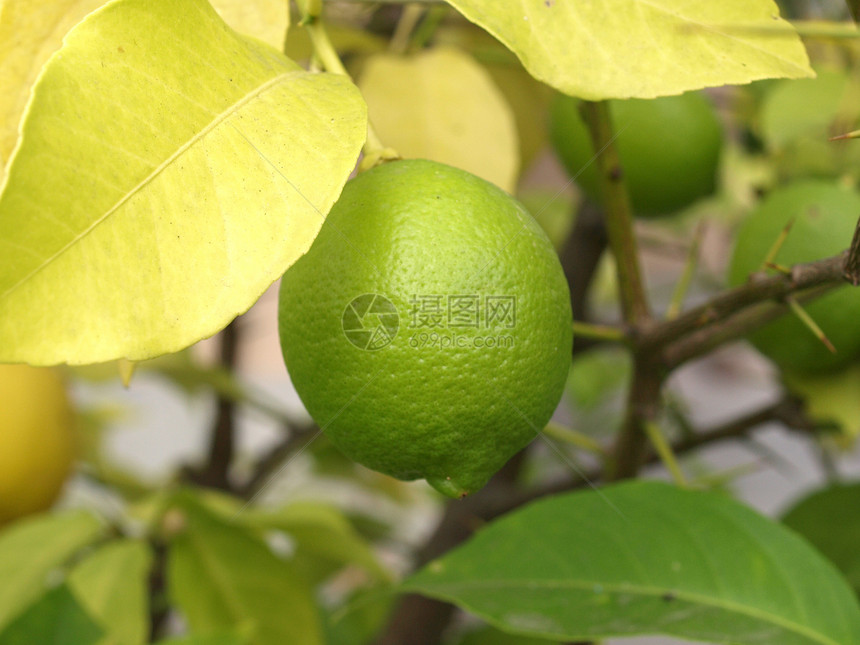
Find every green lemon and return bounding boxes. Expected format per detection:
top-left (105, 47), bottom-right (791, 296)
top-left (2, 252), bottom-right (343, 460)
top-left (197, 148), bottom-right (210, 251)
top-left (728, 180), bottom-right (860, 374)
top-left (278, 159), bottom-right (572, 497)
top-left (549, 91), bottom-right (722, 217)
top-left (0, 364), bottom-right (76, 525)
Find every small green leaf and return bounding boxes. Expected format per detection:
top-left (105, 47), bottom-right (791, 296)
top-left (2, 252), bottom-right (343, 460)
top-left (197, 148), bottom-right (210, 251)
top-left (167, 496), bottom-right (323, 645)
top-left (404, 481), bottom-right (860, 644)
top-left (0, 0), bottom-right (366, 365)
top-left (784, 363), bottom-right (860, 441)
top-left (244, 502), bottom-right (392, 583)
top-left (445, 0), bottom-right (813, 99)
top-left (359, 46), bottom-right (519, 192)
top-left (0, 510), bottom-right (102, 630)
top-left (782, 483), bottom-right (860, 595)
top-left (0, 584), bottom-right (103, 645)
top-left (68, 539), bottom-right (153, 645)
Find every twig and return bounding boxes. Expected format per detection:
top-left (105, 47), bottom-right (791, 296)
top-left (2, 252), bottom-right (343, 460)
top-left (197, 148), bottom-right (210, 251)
top-left (238, 422), bottom-right (319, 499)
top-left (185, 321), bottom-right (240, 491)
top-left (641, 252), bottom-right (849, 357)
top-left (665, 223), bottom-right (704, 320)
top-left (661, 283), bottom-right (837, 368)
top-left (580, 101), bottom-right (651, 325)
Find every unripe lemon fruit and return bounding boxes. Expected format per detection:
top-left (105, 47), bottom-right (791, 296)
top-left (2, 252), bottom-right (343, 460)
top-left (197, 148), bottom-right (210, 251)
top-left (278, 160), bottom-right (572, 497)
top-left (549, 92), bottom-right (722, 217)
top-left (728, 180), bottom-right (860, 374)
top-left (0, 364), bottom-right (75, 524)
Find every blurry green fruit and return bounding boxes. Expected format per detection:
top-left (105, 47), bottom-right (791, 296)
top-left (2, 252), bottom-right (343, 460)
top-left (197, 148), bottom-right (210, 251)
top-left (278, 159), bottom-right (572, 498)
top-left (728, 180), bottom-right (860, 373)
top-left (549, 91), bottom-right (722, 216)
top-left (759, 69), bottom-right (860, 182)
top-left (783, 366), bottom-right (860, 443)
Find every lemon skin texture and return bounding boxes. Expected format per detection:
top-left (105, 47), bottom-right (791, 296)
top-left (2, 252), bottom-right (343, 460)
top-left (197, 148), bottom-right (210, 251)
top-left (549, 92), bottom-right (722, 217)
top-left (728, 180), bottom-right (860, 374)
top-left (278, 160), bottom-right (573, 497)
top-left (0, 364), bottom-right (75, 524)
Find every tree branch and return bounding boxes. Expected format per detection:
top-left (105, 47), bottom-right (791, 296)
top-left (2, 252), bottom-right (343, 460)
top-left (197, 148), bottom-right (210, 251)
top-left (580, 101), bottom-right (651, 325)
top-left (640, 252), bottom-right (848, 355)
top-left (184, 321), bottom-right (240, 492)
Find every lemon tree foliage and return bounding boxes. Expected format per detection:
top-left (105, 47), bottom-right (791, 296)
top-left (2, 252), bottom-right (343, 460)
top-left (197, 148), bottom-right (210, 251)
top-left (0, 0), bottom-right (366, 365)
top-left (359, 47), bottom-right (520, 192)
top-left (68, 540), bottom-right (153, 645)
top-left (0, 511), bottom-right (103, 631)
top-left (0, 584), bottom-right (103, 645)
top-left (445, 0), bottom-right (814, 99)
top-left (2, 1), bottom-right (859, 645)
top-left (0, 0), bottom-right (106, 166)
top-left (405, 481), bottom-right (860, 644)
top-left (166, 496), bottom-right (323, 645)
top-left (782, 483), bottom-right (860, 596)
top-left (0, 0), bottom-right (288, 169)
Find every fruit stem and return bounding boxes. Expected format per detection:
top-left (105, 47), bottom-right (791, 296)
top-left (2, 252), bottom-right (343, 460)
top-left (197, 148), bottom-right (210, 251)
top-left (665, 222), bottom-right (704, 320)
top-left (302, 12), bottom-right (399, 168)
top-left (580, 100), bottom-right (651, 325)
top-left (389, 4), bottom-right (426, 54)
top-left (543, 422), bottom-right (608, 457)
top-left (643, 420), bottom-right (688, 488)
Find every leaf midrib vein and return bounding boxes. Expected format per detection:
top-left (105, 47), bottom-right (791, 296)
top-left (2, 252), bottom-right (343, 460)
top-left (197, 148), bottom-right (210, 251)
top-left (414, 578), bottom-right (840, 645)
top-left (1, 70), bottom-right (299, 302)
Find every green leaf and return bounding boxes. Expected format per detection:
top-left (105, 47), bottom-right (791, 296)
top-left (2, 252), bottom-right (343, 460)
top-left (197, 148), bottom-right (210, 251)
top-left (784, 365), bottom-right (860, 441)
top-left (67, 539), bottom-right (153, 645)
top-left (0, 0), bottom-right (366, 365)
top-left (444, 0), bottom-right (813, 99)
top-left (243, 501), bottom-right (392, 584)
top-left (404, 481), bottom-right (860, 644)
top-left (154, 632), bottom-right (250, 645)
top-left (0, 584), bottom-right (103, 645)
top-left (452, 624), bottom-right (554, 645)
top-left (167, 496), bottom-right (323, 645)
top-left (782, 483), bottom-right (860, 595)
top-left (0, 510), bottom-right (103, 630)
top-left (358, 46), bottom-right (519, 192)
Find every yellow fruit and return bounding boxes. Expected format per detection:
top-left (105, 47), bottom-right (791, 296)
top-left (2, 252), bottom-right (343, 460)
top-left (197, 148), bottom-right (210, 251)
top-left (278, 159), bottom-right (572, 497)
top-left (0, 364), bottom-right (75, 524)
top-left (549, 91), bottom-right (722, 217)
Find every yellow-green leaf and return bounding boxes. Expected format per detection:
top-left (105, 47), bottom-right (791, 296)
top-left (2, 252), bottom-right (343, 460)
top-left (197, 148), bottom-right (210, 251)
top-left (445, 0), bottom-right (813, 99)
top-left (784, 366), bottom-right (860, 441)
top-left (359, 47), bottom-right (518, 192)
top-left (210, 0), bottom-right (289, 50)
top-left (68, 539), bottom-right (153, 645)
top-left (0, 0), bottom-right (105, 166)
top-left (0, 0), bottom-right (366, 365)
top-left (167, 496), bottom-right (323, 645)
